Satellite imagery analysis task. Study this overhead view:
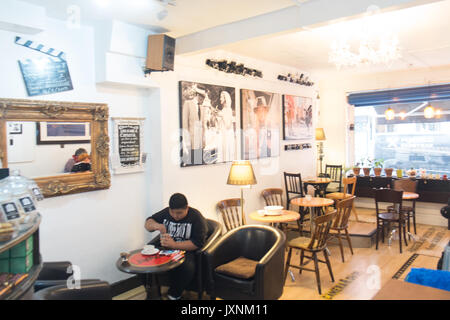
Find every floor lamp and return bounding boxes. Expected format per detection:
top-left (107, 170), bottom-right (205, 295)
top-left (227, 160), bottom-right (257, 225)
top-left (315, 128), bottom-right (326, 175)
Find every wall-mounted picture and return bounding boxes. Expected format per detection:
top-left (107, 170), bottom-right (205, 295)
top-left (179, 81), bottom-right (237, 167)
top-left (241, 89), bottom-right (281, 159)
top-left (8, 122), bottom-right (23, 134)
top-left (37, 122), bottom-right (91, 145)
top-left (283, 95), bottom-right (314, 140)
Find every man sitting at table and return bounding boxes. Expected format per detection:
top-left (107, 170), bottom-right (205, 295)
top-left (144, 193), bottom-right (207, 300)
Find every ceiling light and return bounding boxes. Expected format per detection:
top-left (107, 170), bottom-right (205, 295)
top-left (399, 111), bottom-right (406, 120)
top-left (435, 109), bottom-right (442, 118)
top-left (424, 104), bottom-right (435, 119)
top-left (385, 107), bottom-right (395, 120)
top-left (95, 0), bottom-right (109, 7)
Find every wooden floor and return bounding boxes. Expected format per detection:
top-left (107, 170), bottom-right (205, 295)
top-left (114, 208), bottom-right (450, 300)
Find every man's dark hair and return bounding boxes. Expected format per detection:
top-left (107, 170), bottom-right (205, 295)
top-left (75, 148), bottom-right (88, 156)
top-left (169, 193), bottom-right (188, 209)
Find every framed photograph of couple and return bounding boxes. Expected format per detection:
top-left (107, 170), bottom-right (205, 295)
top-left (179, 81), bottom-right (237, 167)
top-left (240, 89), bottom-right (281, 160)
top-left (282, 95), bottom-right (314, 140)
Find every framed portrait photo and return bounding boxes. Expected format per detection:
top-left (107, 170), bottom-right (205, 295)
top-left (179, 81), bottom-right (237, 167)
top-left (36, 121), bottom-right (91, 145)
top-left (240, 89), bottom-right (281, 160)
top-left (282, 95), bottom-right (314, 140)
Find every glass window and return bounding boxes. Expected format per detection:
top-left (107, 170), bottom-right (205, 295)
top-left (354, 100), bottom-right (450, 175)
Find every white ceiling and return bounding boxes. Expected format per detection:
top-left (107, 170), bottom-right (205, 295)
top-left (22, 0), bottom-right (296, 36)
top-left (220, 0), bottom-right (450, 77)
top-left (21, 0), bottom-right (450, 77)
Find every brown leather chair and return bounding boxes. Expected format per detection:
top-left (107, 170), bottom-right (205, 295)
top-left (33, 281), bottom-right (112, 300)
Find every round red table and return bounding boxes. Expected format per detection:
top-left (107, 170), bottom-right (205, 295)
top-left (116, 248), bottom-right (185, 300)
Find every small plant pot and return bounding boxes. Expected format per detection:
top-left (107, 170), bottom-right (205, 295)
top-left (363, 168), bottom-right (371, 176)
top-left (384, 168), bottom-right (393, 177)
top-left (374, 168), bottom-right (382, 176)
top-left (352, 168), bottom-right (361, 176)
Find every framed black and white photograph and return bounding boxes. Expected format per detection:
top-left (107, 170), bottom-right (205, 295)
top-left (36, 122), bottom-right (91, 145)
top-left (179, 81), bottom-right (237, 167)
top-left (8, 122), bottom-right (23, 135)
top-left (241, 89), bottom-right (281, 160)
top-left (111, 117), bottom-right (146, 175)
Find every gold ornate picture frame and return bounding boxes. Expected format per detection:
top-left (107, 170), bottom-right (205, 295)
top-left (0, 98), bottom-right (111, 198)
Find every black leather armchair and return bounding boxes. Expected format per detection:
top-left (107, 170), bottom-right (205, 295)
top-left (33, 281), bottom-right (112, 300)
top-left (204, 225), bottom-right (286, 300)
top-left (34, 261), bottom-right (105, 292)
top-left (148, 218), bottom-right (222, 299)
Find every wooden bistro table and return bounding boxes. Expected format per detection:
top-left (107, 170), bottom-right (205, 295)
top-left (249, 210), bottom-right (300, 229)
top-left (116, 249), bottom-right (185, 300)
top-left (303, 178), bottom-right (332, 197)
top-left (290, 197), bottom-right (334, 233)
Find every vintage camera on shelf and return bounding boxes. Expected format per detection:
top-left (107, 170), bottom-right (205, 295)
top-left (205, 59), bottom-right (263, 78)
top-left (277, 73), bottom-right (314, 86)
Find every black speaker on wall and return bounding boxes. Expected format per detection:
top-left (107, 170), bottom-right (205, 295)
top-left (145, 34), bottom-right (175, 73)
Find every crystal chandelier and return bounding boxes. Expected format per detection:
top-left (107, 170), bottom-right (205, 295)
top-left (329, 34), bottom-right (401, 69)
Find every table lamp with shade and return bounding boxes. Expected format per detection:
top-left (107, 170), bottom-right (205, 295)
top-left (226, 160), bottom-right (257, 225)
top-left (315, 128), bottom-right (326, 175)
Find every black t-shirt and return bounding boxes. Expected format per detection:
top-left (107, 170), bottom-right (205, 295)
top-left (147, 207), bottom-right (207, 249)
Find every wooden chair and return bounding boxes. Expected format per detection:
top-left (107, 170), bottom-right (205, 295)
top-left (284, 211), bottom-right (336, 294)
top-left (284, 172), bottom-right (309, 235)
top-left (326, 176), bottom-right (359, 221)
top-left (217, 198), bottom-right (244, 232)
top-left (388, 179), bottom-right (418, 235)
top-left (261, 188), bottom-right (303, 234)
top-left (323, 164), bottom-right (343, 194)
top-left (374, 189), bottom-right (408, 254)
top-left (328, 196), bottom-right (355, 262)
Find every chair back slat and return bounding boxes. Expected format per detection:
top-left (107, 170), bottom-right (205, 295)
top-left (343, 176), bottom-right (357, 196)
top-left (325, 165), bottom-right (343, 192)
top-left (309, 211), bottom-right (336, 250)
top-left (262, 188), bottom-right (283, 207)
top-left (393, 179), bottom-right (418, 193)
top-left (333, 196), bottom-right (355, 229)
top-left (284, 172), bottom-right (304, 209)
top-left (374, 188), bottom-right (403, 216)
top-left (217, 198), bottom-right (243, 232)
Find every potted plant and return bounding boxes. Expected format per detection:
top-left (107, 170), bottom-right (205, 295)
top-left (384, 164), bottom-right (394, 177)
top-left (362, 158), bottom-right (373, 176)
top-left (352, 162), bottom-right (361, 176)
top-left (374, 158), bottom-right (384, 176)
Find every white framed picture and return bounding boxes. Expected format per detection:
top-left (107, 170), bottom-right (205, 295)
top-left (111, 117), bottom-right (146, 175)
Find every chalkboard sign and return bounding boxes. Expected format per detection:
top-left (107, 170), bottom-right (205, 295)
top-left (118, 125), bottom-right (140, 166)
top-left (18, 58), bottom-right (73, 97)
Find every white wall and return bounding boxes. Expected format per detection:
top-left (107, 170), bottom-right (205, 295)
top-left (0, 16), bottom-right (317, 283)
top-left (149, 51), bottom-right (318, 227)
top-left (0, 20), bottom-right (155, 283)
top-left (317, 65), bottom-right (450, 226)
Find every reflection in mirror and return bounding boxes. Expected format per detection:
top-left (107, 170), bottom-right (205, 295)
top-left (6, 121), bottom-right (92, 179)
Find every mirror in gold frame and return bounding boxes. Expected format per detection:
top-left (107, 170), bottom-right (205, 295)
top-left (0, 98), bottom-right (110, 198)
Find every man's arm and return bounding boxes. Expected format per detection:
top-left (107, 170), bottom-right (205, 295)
top-left (160, 234), bottom-right (198, 251)
top-left (145, 218), bottom-right (166, 234)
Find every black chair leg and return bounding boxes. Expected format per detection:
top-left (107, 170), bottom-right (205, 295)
top-left (299, 250), bottom-right (304, 274)
top-left (398, 223), bottom-right (403, 254)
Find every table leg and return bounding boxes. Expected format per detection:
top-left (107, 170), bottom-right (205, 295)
top-left (145, 274), bottom-right (162, 300)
